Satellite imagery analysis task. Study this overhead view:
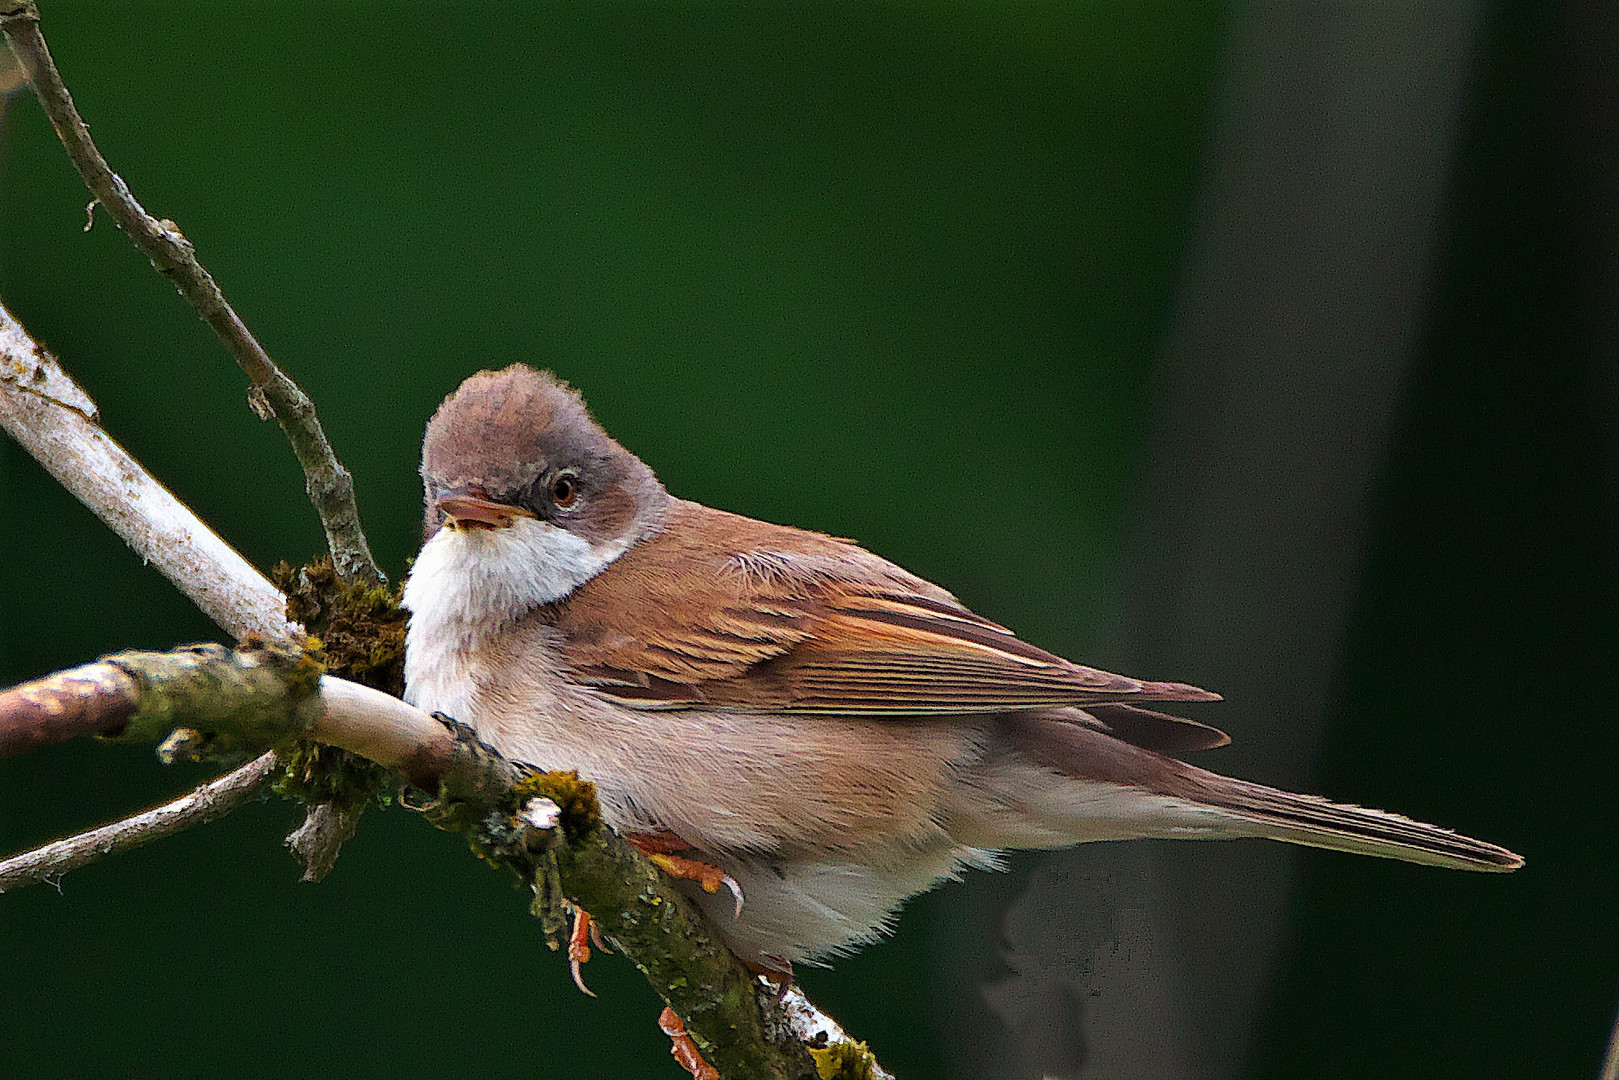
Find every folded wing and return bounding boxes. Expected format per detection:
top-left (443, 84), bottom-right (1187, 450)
top-left (544, 501), bottom-right (1222, 729)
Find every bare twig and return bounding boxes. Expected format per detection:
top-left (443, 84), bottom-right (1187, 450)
top-left (0, 26), bottom-right (21, 97)
top-left (0, 752), bottom-right (277, 894)
top-left (1599, 1004), bottom-right (1619, 1080)
top-left (1, 302), bottom-right (297, 640)
top-left (0, 658), bottom-right (139, 757)
top-left (284, 800), bottom-right (365, 883)
top-left (0, 20), bottom-right (889, 1071)
top-left (308, 676), bottom-right (456, 782)
top-left (0, 1), bottom-right (380, 586)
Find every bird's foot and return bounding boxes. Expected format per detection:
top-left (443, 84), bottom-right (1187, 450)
top-left (627, 832), bottom-right (744, 917)
top-left (659, 1006), bottom-right (720, 1080)
top-left (567, 904), bottom-right (596, 997)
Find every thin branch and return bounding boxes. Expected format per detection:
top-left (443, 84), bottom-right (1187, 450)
top-left (283, 799), bottom-right (365, 884)
top-left (1, 302), bottom-right (296, 640)
top-left (0, 752), bottom-right (277, 893)
top-left (1600, 1004), bottom-right (1619, 1080)
top-left (310, 675), bottom-right (459, 785)
top-left (0, 658), bottom-right (139, 757)
top-left (0, 31), bottom-right (891, 1072)
top-left (0, 1), bottom-right (380, 586)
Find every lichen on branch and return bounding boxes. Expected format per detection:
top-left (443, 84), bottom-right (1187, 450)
top-left (102, 639), bottom-right (324, 755)
top-left (426, 768), bottom-right (823, 1080)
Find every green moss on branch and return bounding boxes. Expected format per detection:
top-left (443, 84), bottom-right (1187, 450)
top-left (273, 557), bottom-right (407, 696)
top-left (811, 1040), bottom-right (882, 1080)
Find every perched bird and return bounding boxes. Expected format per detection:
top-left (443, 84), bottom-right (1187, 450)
top-left (402, 365), bottom-right (1521, 979)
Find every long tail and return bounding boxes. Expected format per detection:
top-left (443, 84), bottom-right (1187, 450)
top-left (1000, 712), bottom-right (1523, 873)
top-left (1189, 772), bottom-right (1522, 872)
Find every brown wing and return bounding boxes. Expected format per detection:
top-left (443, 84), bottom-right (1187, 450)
top-left (544, 500), bottom-right (1220, 716)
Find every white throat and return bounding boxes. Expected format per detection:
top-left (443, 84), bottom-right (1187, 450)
top-left (402, 518), bottom-right (627, 711)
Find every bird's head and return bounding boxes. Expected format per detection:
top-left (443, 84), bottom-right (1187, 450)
top-left (403, 365), bottom-right (667, 631)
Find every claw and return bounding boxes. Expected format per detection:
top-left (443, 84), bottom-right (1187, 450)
top-left (659, 1006), bottom-right (720, 1080)
top-left (568, 905), bottom-right (596, 998)
top-left (644, 851), bottom-right (745, 918)
top-left (720, 871), bottom-right (745, 919)
top-left (589, 917), bottom-right (613, 955)
top-left (627, 833), bottom-right (745, 919)
top-left (748, 958), bottom-right (795, 1004)
top-left (570, 956), bottom-right (594, 998)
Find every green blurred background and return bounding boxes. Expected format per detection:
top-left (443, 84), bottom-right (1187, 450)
top-left (2, 3), bottom-right (1615, 1078)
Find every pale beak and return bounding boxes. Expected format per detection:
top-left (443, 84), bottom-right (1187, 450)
top-left (435, 494), bottom-right (536, 529)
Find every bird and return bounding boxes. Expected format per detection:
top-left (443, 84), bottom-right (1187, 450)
top-left (401, 364), bottom-right (1522, 981)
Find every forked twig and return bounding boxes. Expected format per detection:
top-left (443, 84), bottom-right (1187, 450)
top-left (3, 0), bottom-right (387, 872)
top-left (0, 0), bottom-right (379, 587)
top-left (0, 6), bottom-right (892, 1075)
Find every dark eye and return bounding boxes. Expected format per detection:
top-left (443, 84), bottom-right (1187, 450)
top-left (549, 472), bottom-right (579, 509)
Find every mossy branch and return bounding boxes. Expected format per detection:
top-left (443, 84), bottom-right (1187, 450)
top-left (0, 642), bottom-right (844, 1079)
top-left (509, 774), bottom-right (819, 1080)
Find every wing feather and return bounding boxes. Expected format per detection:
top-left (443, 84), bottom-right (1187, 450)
top-left (543, 501), bottom-right (1218, 716)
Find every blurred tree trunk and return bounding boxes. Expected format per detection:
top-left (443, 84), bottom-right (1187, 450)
top-left (1560, 0), bottom-right (1619, 488)
top-left (933, 4), bottom-right (1485, 1077)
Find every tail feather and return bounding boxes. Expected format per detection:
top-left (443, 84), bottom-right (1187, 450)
top-left (1000, 711), bottom-right (1524, 873)
top-left (1203, 775), bottom-right (1523, 872)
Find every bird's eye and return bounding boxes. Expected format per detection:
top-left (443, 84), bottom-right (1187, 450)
top-left (550, 473), bottom-right (579, 509)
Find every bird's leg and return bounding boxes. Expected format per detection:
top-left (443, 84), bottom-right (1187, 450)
top-left (659, 1005), bottom-right (720, 1080)
top-left (566, 903), bottom-right (596, 997)
top-left (627, 831), bottom-right (744, 917)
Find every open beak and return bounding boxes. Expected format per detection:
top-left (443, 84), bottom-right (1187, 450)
top-left (435, 494), bottom-right (536, 529)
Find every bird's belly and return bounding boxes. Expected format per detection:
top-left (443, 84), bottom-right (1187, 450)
top-left (687, 845), bottom-right (1002, 967)
top-left (406, 624), bottom-right (1001, 964)
top-left (429, 666), bottom-right (985, 856)
top-left (498, 704), bottom-right (988, 857)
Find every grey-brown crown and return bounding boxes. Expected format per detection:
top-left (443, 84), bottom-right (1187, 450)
top-left (420, 364), bottom-right (666, 544)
